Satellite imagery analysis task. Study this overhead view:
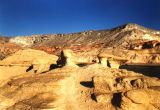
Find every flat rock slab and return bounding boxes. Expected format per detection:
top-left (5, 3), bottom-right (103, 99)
top-left (0, 49), bottom-right (59, 81)
top-left (0, 49), bottom-right (58, 65)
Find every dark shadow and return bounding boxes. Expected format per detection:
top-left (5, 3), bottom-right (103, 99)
top-left (142, 42), bottom-right (153, 49)
top-left (26, 65), bottom-right (33, 72)
top-left (107, 60), bottom-right (111, 67)
top-left (130, 79), bottom-right (136, 86)
top-left (155, 43), bottom-right (160, 47)
top-left (91, 93), bottom-right (97, 102)
top-left (80, 81), bottom-right (94, 88)
top-left (40, 64), bottom-right (60, 74)
top-left (57, 51), bottom-right (66, 66)
top-left (111, 93), bottom-right (121, 107)
top-left (120, 65), bottom-right (160, 78)
top-left (115, 77), bottom-right (122, 83)
top-left (49, 64), bottom-right (59, 70)
top-left (77, 63), bottom-right (89, 67)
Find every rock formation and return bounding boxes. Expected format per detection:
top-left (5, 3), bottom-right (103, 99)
top-left (0, 49), bottom-right (58, 81)
top-left (0, 23), bottom-right (159, 110)
top-left (98, 51), bottom-right (128, 68)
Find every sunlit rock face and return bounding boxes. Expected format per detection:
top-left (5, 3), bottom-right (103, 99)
top-left (0, 49), bottom-right (58, 81)
top-left (9, 36), bottom-right (36, 47)
top-left (1, 23), bottom-right (159, 59)
top-left (0, 23), bottom-right (160, 110)
top-left (0, 62), bottom-right (159, 110)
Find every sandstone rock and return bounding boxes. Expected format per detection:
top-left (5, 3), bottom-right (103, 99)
top-left (95, 94), bottom-right (113, 104)
top-left (0, 59), bottom-right (159, 110)
top-left (60, 49), bottom-right (98, 67)
top-left (0, 94), bottom-right (15, 110)
top-left (98, 52), bottom-right (128, 68)
top-left (0, 66), bottom-right (29, 81)
top-left (93, 76), bottom-right (160, 94)
top-left (0, 73), bottom-right (66, 110)
top-left (93, 73), bottom-right (160, 110)
top-left (0, 49), bottom-right (58, 66)
top-left (125, 90), bottom-right (149, 104)
top-left (62, 49), bottom-right (77, 66)
top-left (121, 95), bottom-right (152, 110)
top-left (0, 49), bottom-right (58, 81)
top-left (130, 40), bottom-right (160, 50)
top-left (0, 23), bottom-right (160, 110)
top-left (121, 89), bottom-right (160, 110)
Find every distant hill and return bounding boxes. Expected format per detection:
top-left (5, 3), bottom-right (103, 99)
top-left (7, 23), bottom-right (160, 48)
top-left (0, 23), bottom-right (160, 59)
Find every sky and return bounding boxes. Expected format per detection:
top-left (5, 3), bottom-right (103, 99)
top-left (0, 0), bottom-right (160, 36)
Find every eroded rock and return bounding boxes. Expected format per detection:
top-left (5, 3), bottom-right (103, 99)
top-left (0, 49), bottom-right (58, 81)
top-left (121, 89), bottom-right (160, 110)
top-left (60, 49), bottom-right (98, 67)
top-left (98, 49), bottom-right (128, 68)
top-left (93, 75), bottom-right (160, 110)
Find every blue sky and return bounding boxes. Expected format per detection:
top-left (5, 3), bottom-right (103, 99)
top-left (0, 0), bottom-right (160, 36)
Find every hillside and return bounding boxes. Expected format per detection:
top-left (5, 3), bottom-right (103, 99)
top-left (0, 23), bottom-right (160, 110)
top-left (0, 23), bottom-right (159, 59)
top-left (9, 23), bottom-right (160, 48)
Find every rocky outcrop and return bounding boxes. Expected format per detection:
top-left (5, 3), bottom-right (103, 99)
top-left (93, 76), bottom-right (160, 94)
top-left (95, 47), bottom-right (160, 65)
top-left (0, 43), bottom-right (21, 60)
top-left (0, 23), bottom-right (160, 110)
top-left (98, 51), bottom-right (128, 68)
top-left (58, 49), bottom-right (99, 66)
top-left (0, 49), bottom-right (58, 81)
top-left (58, 48), bottom-right (160, 68)
top-left (130, 40), bottom-right (160, 50)
top-left (0, 49), bottom-right (159, 110)
top-left (93, 75), bottom-right (160, 110)
top-left (9, 36), bottom-right (35, 47)
top-left (1, 23), bottom-right (159, 60)
top-left (121, 89), bottom-right (160, 110)
top-left (0, 72), bottom-right (67, 110)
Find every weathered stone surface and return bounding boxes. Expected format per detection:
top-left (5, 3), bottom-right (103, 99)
top-left (93, 76), bottom-right (160, 94)
top-left (0, 23), bottom-right (160, 110)
top-left (0, 42), bottom-right (21, 60)
top-left (93, 75), bottom-right (160, 110)
top-left (0, 49), bottom-right (58, 81)
top-left (0, 66), bottom-right (29, 81)
top-left (98, 51), bottom-right (128, 68)
top-left (125, 90), bottom-right (149, 104)
top-left (0, 73), bottom-right (66, 110)
top-left (0, 49), bottom-right (58, 66)
top-left (95, 94), bottom-right (113, 104)
top-left (60, 49), bottom-right (98, 67)
top-left (121, 95), bottom-right (151, 110)
top-left (121, 89), bottom-right (160, 110)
